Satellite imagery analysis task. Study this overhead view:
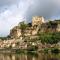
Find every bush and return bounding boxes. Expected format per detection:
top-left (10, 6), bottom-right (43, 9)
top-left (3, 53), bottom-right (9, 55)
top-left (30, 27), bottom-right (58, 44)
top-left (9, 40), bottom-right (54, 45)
top-left (44, 48), bottom-right (49, 53)
top-left (39, 32), bottom-right (60, 44)
top-left (51, 48), bottom-right (60, 53)
top-left (15, 49), bottom-right (21, 53)
top-left (27, 46), bottom-right (38, 51)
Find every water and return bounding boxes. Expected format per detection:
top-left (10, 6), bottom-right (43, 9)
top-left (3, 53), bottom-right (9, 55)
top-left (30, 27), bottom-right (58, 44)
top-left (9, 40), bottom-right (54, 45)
top-left (0, 53), bottom-right (60, 60)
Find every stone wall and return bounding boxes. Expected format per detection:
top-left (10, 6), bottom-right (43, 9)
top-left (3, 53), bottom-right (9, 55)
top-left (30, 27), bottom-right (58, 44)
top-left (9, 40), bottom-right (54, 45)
top-left (32, 16), bottom-right (45, 26)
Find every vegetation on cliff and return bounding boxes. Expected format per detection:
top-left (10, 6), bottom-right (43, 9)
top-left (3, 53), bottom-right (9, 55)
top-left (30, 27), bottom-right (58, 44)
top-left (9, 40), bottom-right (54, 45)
top-left (0, 17), bottom-right (60, 53)
top-left (19, 21), bottom-right (29, 37)
top-left (38, 32), bottom-right (60, 44)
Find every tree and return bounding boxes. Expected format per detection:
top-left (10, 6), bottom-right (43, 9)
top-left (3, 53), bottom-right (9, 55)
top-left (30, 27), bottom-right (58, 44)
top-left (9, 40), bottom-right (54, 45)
top-left (39, 32), bottom-right (60, 44)
top-left (19, 21), bottom-right (28, 37)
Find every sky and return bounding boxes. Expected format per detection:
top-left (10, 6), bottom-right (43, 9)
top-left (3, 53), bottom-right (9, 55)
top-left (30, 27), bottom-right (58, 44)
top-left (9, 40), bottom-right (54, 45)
top-left (0, 0), bottom-right (60, 36)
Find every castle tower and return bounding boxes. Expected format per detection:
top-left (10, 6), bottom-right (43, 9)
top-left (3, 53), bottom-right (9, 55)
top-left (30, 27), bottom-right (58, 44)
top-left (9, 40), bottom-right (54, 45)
top-left (32, 16), bottom-right (45, 26)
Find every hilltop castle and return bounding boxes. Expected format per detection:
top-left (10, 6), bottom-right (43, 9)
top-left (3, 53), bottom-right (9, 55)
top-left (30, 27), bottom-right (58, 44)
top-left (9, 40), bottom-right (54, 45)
top-left (10, 16), bottom-right (45, 38)
top-left (0, 16), bottom-right (60, 49)
top-left (32, 16), bottom-right (45, 26)
top-left (10, 16), bottom-right (60, 39)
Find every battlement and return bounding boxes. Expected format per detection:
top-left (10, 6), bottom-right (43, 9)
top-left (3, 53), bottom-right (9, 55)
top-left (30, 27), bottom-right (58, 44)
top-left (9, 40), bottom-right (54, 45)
top-left (32, 16), bottom-right (45, 26)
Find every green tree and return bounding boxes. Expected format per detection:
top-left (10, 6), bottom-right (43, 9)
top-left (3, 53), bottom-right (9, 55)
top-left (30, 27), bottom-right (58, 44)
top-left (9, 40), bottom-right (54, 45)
top-left (19, 21), bottom-right (28, 37)
top-left (39, 32), bottom-right (60, 44)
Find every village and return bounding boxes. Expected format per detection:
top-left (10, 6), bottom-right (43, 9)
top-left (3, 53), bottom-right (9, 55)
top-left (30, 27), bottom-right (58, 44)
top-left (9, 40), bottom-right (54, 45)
top-left (0, 16), bottom-right (60, 52)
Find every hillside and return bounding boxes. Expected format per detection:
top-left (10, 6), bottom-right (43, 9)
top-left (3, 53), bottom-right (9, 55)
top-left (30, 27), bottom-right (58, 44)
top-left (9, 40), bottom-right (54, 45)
top-left (0, 16), bottom-right (60, 52)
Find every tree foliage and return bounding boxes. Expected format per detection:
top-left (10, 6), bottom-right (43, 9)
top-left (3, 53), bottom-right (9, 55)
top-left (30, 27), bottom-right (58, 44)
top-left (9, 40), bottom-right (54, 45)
top-left (0, 37), bottom-right (7, 40)
top-left (19, 21), bottom-right (28, 30)
top-left (39, 32), bottom-right (60, 44)
top-left (19, 21), bottom-right (29, 37)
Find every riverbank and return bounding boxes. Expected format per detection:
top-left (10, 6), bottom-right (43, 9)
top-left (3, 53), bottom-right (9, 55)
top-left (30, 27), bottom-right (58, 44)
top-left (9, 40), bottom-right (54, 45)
top-left (0, 47), bottom-right (60, 54)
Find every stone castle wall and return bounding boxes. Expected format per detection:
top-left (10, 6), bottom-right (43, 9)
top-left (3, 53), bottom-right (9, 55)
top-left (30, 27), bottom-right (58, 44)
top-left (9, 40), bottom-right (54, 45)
top-left (10, 16), bottom-right (60, 39)
top-left (32, 16), bottom-right (45, 26)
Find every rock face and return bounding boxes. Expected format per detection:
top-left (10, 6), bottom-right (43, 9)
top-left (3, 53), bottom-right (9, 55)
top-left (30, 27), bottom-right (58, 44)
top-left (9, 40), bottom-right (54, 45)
top-left (10, 16), bottom-right (45, 38)
top-left (10, 16), bottom-right (60, 39)
top-left (0, 16), bottom-right (60, 50)
top-left (57, 24), bottom-right (60, 32)
top-left (10, 16), bottom-right (44, 38)
top-left (10, 26), bottom-right (22, 39)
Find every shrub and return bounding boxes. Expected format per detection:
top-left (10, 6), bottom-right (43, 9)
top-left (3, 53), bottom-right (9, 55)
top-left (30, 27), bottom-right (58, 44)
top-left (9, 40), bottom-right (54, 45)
top-left (27, 46), bottom-right (38, 51)
top-left (51, 48), bottom-right (60, 53)
top-left (44, 48), bottom-right (49, 53)
top-left (39, 32), bottom-right (60, 44)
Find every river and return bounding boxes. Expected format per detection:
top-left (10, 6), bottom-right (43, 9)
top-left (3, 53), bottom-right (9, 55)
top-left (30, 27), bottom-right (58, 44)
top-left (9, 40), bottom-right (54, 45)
top-left (0, 52), bottom-right (60, 60)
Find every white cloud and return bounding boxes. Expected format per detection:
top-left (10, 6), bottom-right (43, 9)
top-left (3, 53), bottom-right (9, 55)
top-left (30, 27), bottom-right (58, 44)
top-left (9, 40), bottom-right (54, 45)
top-left (0, 0), bottom-right (60, 36)
top-left (26, 0), bottom-right (60, 20)
top-left (0, 0), bottom-right (33, 36)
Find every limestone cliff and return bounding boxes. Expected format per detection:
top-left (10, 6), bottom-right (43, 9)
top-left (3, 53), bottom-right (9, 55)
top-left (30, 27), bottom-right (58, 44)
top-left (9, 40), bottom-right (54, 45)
top-left (10, 16), bottom-right (60, 39)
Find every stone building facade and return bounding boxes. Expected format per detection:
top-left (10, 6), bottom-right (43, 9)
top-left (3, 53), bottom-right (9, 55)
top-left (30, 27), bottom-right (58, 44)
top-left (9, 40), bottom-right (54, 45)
top-left (32, 16), bottom-right (45, 26)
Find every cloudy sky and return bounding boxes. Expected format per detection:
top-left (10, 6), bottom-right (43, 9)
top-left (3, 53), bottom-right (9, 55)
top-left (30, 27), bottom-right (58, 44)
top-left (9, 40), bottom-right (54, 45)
top-left (0, 0), bottom-right (60, 36)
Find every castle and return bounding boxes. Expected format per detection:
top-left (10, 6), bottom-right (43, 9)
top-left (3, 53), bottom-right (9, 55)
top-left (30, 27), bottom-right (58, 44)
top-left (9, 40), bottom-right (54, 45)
top-left (10, 16), bottom-right (60, 39)
top-left (0, 16), bottom-right (60, 49)
top-left (32, 16), bottom-right (45, 26)
top-left (10, 16), bottom-right (45, 38)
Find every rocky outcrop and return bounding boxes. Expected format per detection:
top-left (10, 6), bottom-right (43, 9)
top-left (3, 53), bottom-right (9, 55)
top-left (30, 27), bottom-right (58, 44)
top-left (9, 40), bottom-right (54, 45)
top-left (0, 16), bottom-right (60, 50)
top-left (10, 16), bottom-right (45, 38)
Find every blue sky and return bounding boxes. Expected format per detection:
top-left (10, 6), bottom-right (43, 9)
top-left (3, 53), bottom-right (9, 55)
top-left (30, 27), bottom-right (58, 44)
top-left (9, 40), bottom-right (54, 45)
top-left (0, 0), bottom-right (60, 36)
